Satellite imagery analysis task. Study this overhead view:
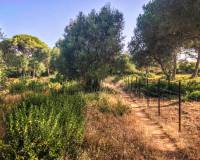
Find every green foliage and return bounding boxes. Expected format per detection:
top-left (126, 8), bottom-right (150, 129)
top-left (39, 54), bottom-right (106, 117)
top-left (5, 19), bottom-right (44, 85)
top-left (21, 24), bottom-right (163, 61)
top-left (97, 95), bottom-right (128, 116)
top-left (0, 34), bottom-right (50, 77)
top-left (27, 80), bottom-right (48, 92)
top-left (146, 81), bottom-right (182, 98)
top-left (9, 81), bottom-right (26, 94)
top-left (0, 141), bottom-right (16, 160)
top-left (111, 54), bottom-right (137, 75)
top-left (128, 78), bottom-right (200, 101)
top-left (2, 92), bottom-right (86, 159)
top-left (50, 73), bottom-right (65, 84)
top-left (184, 81), bottom-right (200, 93)
top-left (129, 0), bottom-right (200, 80)
top-left (187, 91), bottom-right (200, 101)
top-left (50, 47), bottom-right (60, 72)
top-left (178, 60), bottom-right (196, 74)
top-left (58, 4), bottom-right (124, 89)
top-left (22, 93), bottom-right (48, 107)
top-left (0, 28), bottom-right (4, 40)
top-left (62, 81), bottom-right (83, 95)
top-left (9, 79), bottom-right (48, 94)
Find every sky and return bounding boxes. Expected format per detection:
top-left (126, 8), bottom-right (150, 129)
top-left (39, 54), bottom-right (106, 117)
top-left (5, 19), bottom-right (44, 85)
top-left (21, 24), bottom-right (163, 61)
top-left (0, 0), bottom-right (149, 49)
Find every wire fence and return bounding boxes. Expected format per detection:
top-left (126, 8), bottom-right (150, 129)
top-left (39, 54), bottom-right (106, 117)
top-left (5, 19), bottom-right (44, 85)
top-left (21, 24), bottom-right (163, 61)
top-left (125, 77), bottom-right (182, 132)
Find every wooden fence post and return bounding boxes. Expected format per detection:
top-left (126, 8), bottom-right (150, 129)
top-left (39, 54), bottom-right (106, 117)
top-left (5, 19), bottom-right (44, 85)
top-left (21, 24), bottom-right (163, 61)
top-left (178, 81), bottom-right (182, 132)
top-left (157, 79), bottom-right (161, 116)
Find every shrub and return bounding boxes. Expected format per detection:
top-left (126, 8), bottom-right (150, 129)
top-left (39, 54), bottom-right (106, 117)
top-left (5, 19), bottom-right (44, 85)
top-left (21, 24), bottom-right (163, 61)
top-left (50, 73), bottom-right (65, 84)
top-left (2, 93), bottom-right (86, 159)
top-left (115, 101), bottom-right (128, 116)
top-left (49, 82), bottom-right (62, 92)
top-left (9, 81), bottom-right (26, 94)
top-left (178, 60), bottom-right (195, 74)
top-left (184, 81), bottom-right (200, 93)
top-left (128, 78), bottom-right (200, 101)
top-left (187, 91), bottom-right (200, 101)
top-left (0, 141), bottom-right (16, 159)
top-left (63, 81), bottom-right (83, 95)
top-left (27, 80), bottom-right (48, 92)
top-left (127, 79), bottom-right (188, 98)
top-left (97, 94), bottom-right (128, 116)
top-left (22, 93), bottom-right (48, 107)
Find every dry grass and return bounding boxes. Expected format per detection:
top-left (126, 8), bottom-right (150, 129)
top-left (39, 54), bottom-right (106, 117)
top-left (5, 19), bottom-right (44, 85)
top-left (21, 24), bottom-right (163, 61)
top-left (82, 92), bottom-right (187, 160)
top-left (135, 97), bottom-right (200, 159)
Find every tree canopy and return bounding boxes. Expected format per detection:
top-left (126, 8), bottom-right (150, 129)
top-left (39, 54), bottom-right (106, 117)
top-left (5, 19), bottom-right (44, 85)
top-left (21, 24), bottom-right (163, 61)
top-left (0, 34), bottom-right (50, 77)
top-left (0, 28), bottom-right (4, 40)
top-left (58, 4), bottom-right (124, 89)
top-left (129, 0), bottom-right (200, 80)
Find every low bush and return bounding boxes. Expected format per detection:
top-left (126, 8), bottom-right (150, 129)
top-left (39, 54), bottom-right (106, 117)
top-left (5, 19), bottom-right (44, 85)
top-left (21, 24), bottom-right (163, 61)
top-left (97, 93), bottom-right (129, 116)
top-left (184, 81), bottom-right (200, 93)
top-left (127, 78), bottom-right (200, 101)
top-left (27, 80), bottom-right (48, 92)
top-left (50, 73), bottom-right (65, 84)
top-left (115, 101), bottom-right (128, 116)
top-left (1, 93), bottom-right (86, 159)
top-left (0, 141), bottom-right (16, 159)
top-left (187, 91), bottom-right (200, 101)
top-left (63, 81), bottom-right (83, 95)
top-left (9, 81), bottom-right (26, 94)
top-left (128, 79), bottom-right (184, 98)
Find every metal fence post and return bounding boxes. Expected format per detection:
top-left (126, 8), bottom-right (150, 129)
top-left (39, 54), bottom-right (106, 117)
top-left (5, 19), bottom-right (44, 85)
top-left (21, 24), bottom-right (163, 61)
top-left (130, 77), bottom-right (133, 92)
top-left (146, 78), bottom-right (149, 108)
top-left (138, 78), bottom-right (141, 98)
top-left (128, 77), bottom-right (130, 91)
top-left (158, 79), bottom-right (161, 116)
top-left (178, 81), bottom-right (182, 132)
top-left (135, 77), bottom-right (138, 96)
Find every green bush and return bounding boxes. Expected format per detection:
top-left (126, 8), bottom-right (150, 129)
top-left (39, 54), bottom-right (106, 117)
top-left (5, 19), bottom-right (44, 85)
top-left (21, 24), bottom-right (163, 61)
top-left (9, 81), bottom-right (26, 94)
top-left (27, 81), bottom-right (48, 92)
top-left (131, 80), bottom-right (183, 98)
top-left (145, 81), bottom-right (182, 97)
top-left (2, 93), bottom-right (86, 159)
top-left (178, 60), bottom-right (195, 73)
top-left (184, 81), bottom-right (200, 93)
top-left (127, 78), bottom-right (200, 101)
top-left (63, 81), bottom-right (83, 95)
top-left (0, 141), bottom-right (16, 160)
top-left (22, 93), bottom-right (48, 107)
top-left (98, 96), bottom-right (128, 116)
top-left (50, 73), bottom-right (65, 84)
top-left (187, 91), bottom-right (200, 101)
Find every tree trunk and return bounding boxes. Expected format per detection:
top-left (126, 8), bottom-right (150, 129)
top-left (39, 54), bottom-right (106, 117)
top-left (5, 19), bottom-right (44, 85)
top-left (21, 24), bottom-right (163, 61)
top-left (157, 60), bottom-right (171, 81)
top-left (145, 66), bottom-right (149, 75)
top-left (47, 68), bottom-right (50, 76)
top-left (33, 64), bottom-right (36, 78)
top-left (192, 52), bottom-right (200, 78)
top-left (171, 54), bottom-right (177, 80)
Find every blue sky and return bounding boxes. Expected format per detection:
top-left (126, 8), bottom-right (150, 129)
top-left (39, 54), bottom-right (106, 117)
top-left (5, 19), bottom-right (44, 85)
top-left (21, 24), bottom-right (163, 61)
top-left (0, 0), bottom-right (149, 48)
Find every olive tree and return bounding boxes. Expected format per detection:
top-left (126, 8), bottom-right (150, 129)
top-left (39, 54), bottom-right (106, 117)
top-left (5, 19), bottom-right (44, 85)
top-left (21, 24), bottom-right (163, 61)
top-left (58, 4), bottom-right (124, 90)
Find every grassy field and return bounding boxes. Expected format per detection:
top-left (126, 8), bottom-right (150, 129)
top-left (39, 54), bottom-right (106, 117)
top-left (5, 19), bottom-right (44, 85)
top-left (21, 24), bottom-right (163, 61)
top-left (0, 74), bottom-right (199, 159)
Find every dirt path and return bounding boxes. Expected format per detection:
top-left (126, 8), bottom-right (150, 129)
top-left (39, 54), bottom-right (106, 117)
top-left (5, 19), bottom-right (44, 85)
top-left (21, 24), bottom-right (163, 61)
top-left (104, 82), bottom-right (179, 152)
